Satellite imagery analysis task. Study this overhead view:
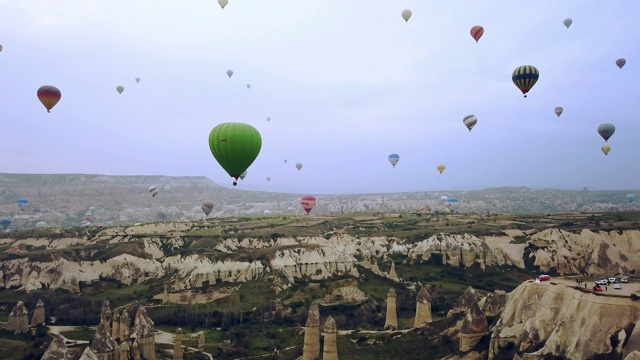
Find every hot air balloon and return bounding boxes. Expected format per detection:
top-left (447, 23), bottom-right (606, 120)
top-left (201, 201), bottom-right (214, 216)
top-left (512, 65), bottom-right (539, 98)
top-left (36, 221), bottom-right (47, 228)
top-left (283, 159), bottom-right (287, 163)
top-left (208, 122), bottom-right (262, 186)
top-left (37, 85), bottom-right (61, 113)
top-left (616, 58), bottom-right (626, 69)
top-left (17, 198), bottom-right (29, 211)
top-left (597, 123), bottom-right (615, 142)
top-left (388, 153), bottom-right (400, 168)
top-left (218, 0), bottom-right (228, 9)
top-left (267, 117), bottom-right (271, 122)
top-left (627, 194), bottom-right (636, 203)
top-left (554, 107), bottom-right (563, 117)
top-left (470, 26), bottom-right (484, 43)
top-left (80, 221), bottom-right (90, 227)
top-left (1, 219), bottom-right (11, 230)
top-left (246, 84), bottom-right (251, 89)
top-left (226, 70), bottom-right (234, 78)
top-left (401, 9), bottom-right (412, 22)
top-left (301, 195), bottom-right (316, 214)
top-left (437, 164), bottom-right (446, 174)
top-left (463, 115), bottom-right (477, 132)
top-left (0, 44), bottom-right (3, 52)
top-left (563, 18), bottom-right (572, 29)
top-left (601, 144), bottom-right (611, 156)
top-left (135, 77), bottom-right (141, 83)
top-left (295, 162), bottom-right (303, 171)
top-left (446, 197), bottom-right (459, 211)
top-left (149, 185), bottom-right (159, 197)
top-left (440, 196), bottom-right (449, 201)
top-left (266, 176), bottom-right (271, 182)
top-left (240, 171), bottom-right (247, 180)
top-left (84, 213), bottom-right (93, 221)
top-left (116, 86), bottom-right (124, 94)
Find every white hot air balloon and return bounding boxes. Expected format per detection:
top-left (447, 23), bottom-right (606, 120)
top-left (401, 9), bottom-right (412, 22)
top-left (149, 186), bottom-right (159, 198)
top-left (218, 0), bottom-right (228, 9)
top-left (295, 162), bottom-right (303, 171)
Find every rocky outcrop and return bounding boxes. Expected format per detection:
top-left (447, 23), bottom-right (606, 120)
top-left (388, 261), bottom-right (399, 281)
top-left (111, 309), bottom-right (120, 341)
top-left (323, 316), bottom-right (338, 360)
top-left (173, 328), bottom-right (183, 360)
top-left (489, 280), bottom-right (640, 359)
top-left (414, 286), bottom-right (432, 328)
top-left (7, 301), bottom-right (29, 334)
top-left (480, 290), bottom-right (508, 317)
top-left (302, 301), bottom-right (320, 360)
top-left (90, 322), bottom-right (117, 360)
top-left (120, 308), bottom-right (131, 341)
top-left (409, 233), bottom-right (500, 269)
top-left (42, 333), bottom-right (69, 360)
top-left (134, 305), bottom-right (156, 360)
top-left (319, 285), bottom-right (368, 306)
top-left (459, 302), bottom-right (489, 352)
top-left (116, 341), bottom-right (130, 360)
top-left (30, 299), bottom-right (45, 326)
top-left (101, 300), bottom-right (112, 334)
top-left (384, 288), bottom-right (398, 331)
top-left (198, 332), bottom-right (205, 352)
top-left (79, 347), bottom-right (99, 360)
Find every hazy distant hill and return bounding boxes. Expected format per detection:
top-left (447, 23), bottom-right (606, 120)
top-left (0, 173), bottom-right (638, 228)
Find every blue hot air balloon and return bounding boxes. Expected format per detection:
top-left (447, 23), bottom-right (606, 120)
top-left (627, 194), bottom-right (636, 203)
top-left (17, 198), bottom-right (29, 210)
top-left (388, 154), bottom-right (400, 168)
top-left (0, 219), bottom-right (11, 230)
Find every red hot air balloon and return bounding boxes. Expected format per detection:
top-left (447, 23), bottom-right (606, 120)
top-left (300, 195), bottom-right (316, 214)
top-left (37, 85), bottom-right (62, 113)
top-left (470, 25), bottom-right (484, 43)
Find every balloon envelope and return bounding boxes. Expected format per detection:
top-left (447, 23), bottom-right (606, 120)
top-left (463, 115), bottom-right (477, 131)
top-left (247, 84), bottom-right (251, 89)
top-left (201, 201), bottom-right (214, 216)
top-left (627, 194), bottom-right (636, 203)
top-left (597, 123), bottom-right (615, 142)
top-left (554, 107), bottom-right (563, 117)
top-left (388, 153), bottom-right (400, 167)
top-left (218, 0), bottom-right (228, 9)
top-left (267, 117), bottom-right (271, 122)
top-left (208, 122), bottom-right (262, 185)
top-left (437, 164), bottom-right (446, 174)
top-left (37, 85), bottom-right (61, 113)
top-left (301, 195), bottom-right (316, 214)
top-left (512, 65), bottom-right (539, 97)
top-left (601, 144), bottom-right (611, 156)
top-left (135, 77), bottom-right (140, 83)
top-left (295, 162), bottom-right (303, 171)
top-left (616, 58), bottom-right (626, 69)
top-left (149, 186), bottom-right (159, 197)
top-left (470, 25), bottom-right (484, 42)
top-left (226, 70), bottom-right (234, 78)
top-left (266, 176), bottom-right (271, 182)
top-left (563, 18), bottom-right (572, 28)
top-left (240, 171), bottom-right (247, 180)
top-left (116, 86), bottom-right (124, 94)
top-left (1, 219), bottom-right (11, 229)
top-left (401, 9), bottom-right (412, 22)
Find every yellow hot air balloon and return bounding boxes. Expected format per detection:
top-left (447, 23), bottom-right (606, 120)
top-left (401, 9), bottom-right (412, 22)
top-left (602, 144), bottom-right (611, 156)
top-left (437, 164), bottom-right (445, 174)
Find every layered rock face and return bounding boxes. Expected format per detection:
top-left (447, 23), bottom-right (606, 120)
top-left (30, 298), bottom-right (45, 326)
top-left (79, 347), bottom-right (99, 360)
top-left (384, 288), bottom-right (398, 331)
top-left (111, 309), bottom-right (120, 341)
top-left (90, 322), bottom-right (118, 360)
top-left (119, 308), bottom-right (131, 340)
top-left (459, 302), bottom-right (489, 352)
top-left (7, 300), bottom-right (29, 334)
top-left (198, 332), bottom-right (205, 352)
top-left (134, 305), bottom-right (156, 360)
top-left (302, 301), bottom-right (320, 360)
top-left (489, 281), bottom-right (640, 359)
top-left (42, 333), bottom-right (69, 360)
top-left (173, 328), bottom-right (183, 360)
top-left (101, 300), bottom-right (112, 334)
top-left (323, 316), bottom-right (338, 360)
top-left (414, 286), bottom-right (432, 328)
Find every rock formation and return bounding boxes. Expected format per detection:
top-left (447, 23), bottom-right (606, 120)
top-left (111, 309), bottom-right (120, 340)
top-left (173, 328), bottom-right (183, 360)
top-left (117, 341), bottom-right (130, 360)
top-left (101, 300), bottom-right (112, 334)
top-left (323, 316), bottom-right (338, 360)
top-left (42, 333), bottom-right (69, 360)
top-left (414, 286), bottom-right (432, 328)
top-left (459, 301), bottom-right (488, 352)
top-left (131, 340), bottom-right (140, 360)
top-left (120, 308), bottom-right (131, 341)
top-left (89, 322), bottom-right (118, 359)
top-left (302, 301), bottom-right (320, 360)
top-left (134, 305), bottom-right (156, 360)
top-left (384, 288), bottom-right (398, 331)
top-left (79, 346), bottom-right (99, 360)
top-left (479, 289), bottom-right (508, 317)
top-left (388, 261), bottom-right (399, 281)
top-left (7, 301), bottom-right (29, 334)
top-left (198, 332), bottom-right (205, 352)
top-left (30, 299), bottom-right (45, 327)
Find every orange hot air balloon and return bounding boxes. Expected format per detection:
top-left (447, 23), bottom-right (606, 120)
top-left (301, 195), bottom-right (316, 214)
top-left (470, 25), bottom-right (484, 43)
top-left (37, 85), bottom-right (61, 113)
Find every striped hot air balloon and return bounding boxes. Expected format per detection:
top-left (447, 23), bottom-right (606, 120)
top-left (37, 85), bottom-right (61, 113)
top-left (470, 26), bottom-right (484, 43)
top-left (616, 58), bottom-right (626, 69)
top-left (512, 65), bottom-right (539, 98)
top-left (463, 115), bottom-right (477, 132)
top-left (554, 107), bottom-right (563, 117)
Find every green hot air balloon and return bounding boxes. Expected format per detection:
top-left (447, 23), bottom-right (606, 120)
top-left (208, 122), bottom-right (262, 186)
top-left (116, 86), bottom-right (124, 94)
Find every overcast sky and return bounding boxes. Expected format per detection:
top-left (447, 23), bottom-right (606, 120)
top-left (1, 1), bottom-right (639, 195)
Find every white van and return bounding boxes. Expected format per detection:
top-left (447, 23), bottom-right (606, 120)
top-left (621, 277), bottom-right (628, 283)
top-left (608, 277), bottom-right (617, 283)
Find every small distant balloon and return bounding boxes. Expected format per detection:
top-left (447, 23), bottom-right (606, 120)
top-left (37, 85), bottom-right (62, 113)
top-left (284, 159), bottom-right (287, 163)
top-left (563, 18), bottom-right (572, 29)
top-left (388, 153), bottom-right (400, 168)
top-left (616, 58), bottom-right (626, 69)
top-left (266, 176), bottom-right (271, 182)
top-left (116, 86), bottom-right (124, 94)
top-left (267, 117), bottom-right (271, 122)
top-left (512, 65), bottom-right (539, 98)
top-left (135, 77), bottom-right (141, 83)
top-left (437, 164), bottom-right (446, 174)
top-left (226, 70), bottom-right (234, 78)
top-left (218, 0), bottom-right (228, 9)
top-left (149, 185), bottom-right (159, 198)
top-left (597, 123), bottom-right (615, 142)
top-left (295, 162), bottom-right (303, 171)
top-left (401, 9), bottom-right (412, 22)
top-left (627, 194), bottom-right (636, 203)
top-left (470, 26), bottom-right (484, 43)
top-left (601, 144), bottom-right (611, 156)
top-left (247, 84), bottom-right (251, 89)
top-left (0, 44), bottom-right (3, 52)
top-left (301, 195), bottom-right (316, 214)
top-left (201, 201), bottom-right (214, 216)
top-left (554, 107), bottom-right (563, 117)
top-left (463, 115), bottom-right (477, 132)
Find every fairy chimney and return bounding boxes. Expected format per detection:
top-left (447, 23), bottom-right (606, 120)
top-left (100, 300), bottom-right (112, 334)
top-left (459, 301), bottom-right (489, 352)
top-left (198, 332), bottom-right (205, 352)
top-left (79, 346), bottom-right (98, 360)
top-left (111, 309), bottom-right (121, 341)
top-left (89, 322), bottom-right (118, 359)
top-left (388, 261), bottom-right (399, 282)
top-left (322, 316), bottom-right (338, 360)
top-left (42, 333), bottom-right (69, 360)
top-left (31, 299), bottom-right (46, 327)
top-left (120, 308), bottom-right (131, 341)
top-left (134, 305), bottom-right (156, 360)
top-left (173, 328), bottom-right (183, 360)
top-left (7, 301), bottom-right (29, 334)
top-left (414, 286), bottom-right (432, 328)
top-left (302, 301), bottom-right (320, 360)
top-left (117, 341), bottom-right (130, 360)
top-left (371, 260), bottom-right (381, 274)
top-left (384, 288), bottom-right (398, 331)
top-left (132, 340), bottom-right (141, 360)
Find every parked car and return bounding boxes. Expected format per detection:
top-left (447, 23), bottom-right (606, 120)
top-left (621, 277), bottom-right (629, 283)
top-left (608, 277), bottom-right (617, 283)
top-left (594, 286), bottom-right (603, 292)
top-left (614, 284), bottom-right (622, 290)
top-left (595, 279), bottom-right (609, 285)
top-left (538, 275), bottom-right (551, 281)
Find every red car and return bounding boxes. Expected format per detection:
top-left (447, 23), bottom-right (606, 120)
top-left (538, 275), bottom-right (551, 281)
